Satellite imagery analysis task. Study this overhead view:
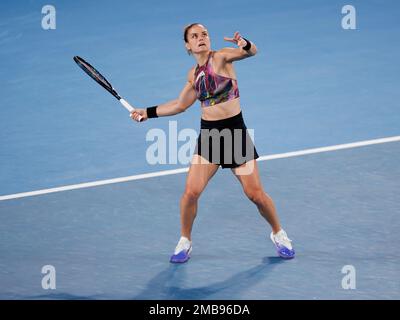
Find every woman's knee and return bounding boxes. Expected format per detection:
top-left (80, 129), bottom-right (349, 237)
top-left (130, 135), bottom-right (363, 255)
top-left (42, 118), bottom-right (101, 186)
top-left (182, 187), bottom-right (202, 202)
top-left (244, 187), bottom-right (265, 204)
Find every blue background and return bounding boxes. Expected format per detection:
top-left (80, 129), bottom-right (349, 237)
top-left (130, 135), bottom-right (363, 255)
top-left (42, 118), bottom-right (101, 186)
top-left (0, 0), bottom-right (399, 299)
top-left (1, 0), bottom-right (399, 195)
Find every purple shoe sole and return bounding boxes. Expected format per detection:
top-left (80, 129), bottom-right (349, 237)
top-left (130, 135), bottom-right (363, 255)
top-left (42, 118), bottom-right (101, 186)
top-left (170, 248), bottom-right (191, 263)
top-left (277, 247), bottom-right (295, 259)
top-left (270, 233), bottom-right (295, 259)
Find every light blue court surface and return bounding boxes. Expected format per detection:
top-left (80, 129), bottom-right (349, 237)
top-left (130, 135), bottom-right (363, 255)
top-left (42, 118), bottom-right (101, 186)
top-left (0, 0), bottom-right (399, 299)
top-left (1, 143), bottom-right (399, 299)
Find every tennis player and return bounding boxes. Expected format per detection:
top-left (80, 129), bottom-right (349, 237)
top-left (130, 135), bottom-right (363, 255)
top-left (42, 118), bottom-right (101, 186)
top-left (131, 23), bottom-right (295, 263)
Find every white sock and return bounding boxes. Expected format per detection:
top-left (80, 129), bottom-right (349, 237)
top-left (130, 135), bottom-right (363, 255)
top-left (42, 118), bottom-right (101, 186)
top-left (174, 236), bottom-right (192, 254)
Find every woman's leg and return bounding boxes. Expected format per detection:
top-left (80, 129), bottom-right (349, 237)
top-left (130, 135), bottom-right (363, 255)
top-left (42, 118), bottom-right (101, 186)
top-left (231, 160), bottom-right (281, 234)
top-left (180, 154), bottom-right (219, 240)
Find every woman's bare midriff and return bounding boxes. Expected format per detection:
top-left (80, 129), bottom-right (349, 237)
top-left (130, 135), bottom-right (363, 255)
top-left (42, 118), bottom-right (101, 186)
top-left (200, 97), bottom-right (241, 120)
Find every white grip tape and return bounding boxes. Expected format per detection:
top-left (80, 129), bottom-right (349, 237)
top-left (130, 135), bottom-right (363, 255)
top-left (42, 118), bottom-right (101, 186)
top-left (120, 98), bottom-right (143, 121)
top-left (120, 98), bottom-right (134, 112)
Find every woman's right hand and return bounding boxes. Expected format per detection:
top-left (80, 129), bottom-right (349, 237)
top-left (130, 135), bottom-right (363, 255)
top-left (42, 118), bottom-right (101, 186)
top-left (130, 108), bottom-right (148, 122)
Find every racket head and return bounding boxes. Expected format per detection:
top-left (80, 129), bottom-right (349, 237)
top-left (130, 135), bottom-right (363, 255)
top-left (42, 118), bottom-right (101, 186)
top-left (73, 56), bottom-right (120, 99)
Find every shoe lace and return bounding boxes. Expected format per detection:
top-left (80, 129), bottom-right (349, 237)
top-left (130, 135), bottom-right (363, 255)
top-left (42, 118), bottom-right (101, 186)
top-left (275, 232), bottom-right (292, 246)
top-left (175, 237), bottom-right (191, 253)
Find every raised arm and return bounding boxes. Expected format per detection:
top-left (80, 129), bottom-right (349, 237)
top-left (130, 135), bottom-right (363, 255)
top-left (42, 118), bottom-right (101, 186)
top-left (220, 31), bottom-right (258, 63)
top-left (131, 69), bottom-right (197, 122)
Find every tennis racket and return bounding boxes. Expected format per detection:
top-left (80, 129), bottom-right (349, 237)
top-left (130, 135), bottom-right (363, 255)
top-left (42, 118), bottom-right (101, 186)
top-left (73, 56), bottom-right (142, 121)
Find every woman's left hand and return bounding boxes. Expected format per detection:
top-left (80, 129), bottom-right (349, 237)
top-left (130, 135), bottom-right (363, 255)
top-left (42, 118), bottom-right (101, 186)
top-left (223, 31), bottom-right (247, 48)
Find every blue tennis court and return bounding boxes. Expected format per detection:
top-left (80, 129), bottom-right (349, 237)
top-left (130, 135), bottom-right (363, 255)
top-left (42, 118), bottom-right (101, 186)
top-left (1, 0), bottom-right (399, 299)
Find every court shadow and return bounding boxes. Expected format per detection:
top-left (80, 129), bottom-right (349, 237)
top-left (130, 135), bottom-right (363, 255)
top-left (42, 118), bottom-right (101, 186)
top-left (5, 292), bottom-right (100, 300)
top-left (133, 256), bottom-right (284, 299)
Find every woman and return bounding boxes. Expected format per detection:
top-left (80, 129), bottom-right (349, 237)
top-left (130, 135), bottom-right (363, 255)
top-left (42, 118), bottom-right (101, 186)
top-left (131, 23), bottom-right (295, 263)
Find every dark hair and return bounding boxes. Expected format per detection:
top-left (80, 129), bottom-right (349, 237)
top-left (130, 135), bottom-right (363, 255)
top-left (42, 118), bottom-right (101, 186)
top-left (183, 23), bottom-right (201, 43)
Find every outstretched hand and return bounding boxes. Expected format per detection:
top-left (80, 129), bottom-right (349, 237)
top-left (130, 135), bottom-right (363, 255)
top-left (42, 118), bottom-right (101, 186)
top-left (130, 109), bottom-right (148, 122)
top-left (223, 31), bottom-right (247, 48)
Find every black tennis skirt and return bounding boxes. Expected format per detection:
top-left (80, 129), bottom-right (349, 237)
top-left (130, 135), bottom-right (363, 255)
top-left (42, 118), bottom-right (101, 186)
top-left (194, 111), bottom-right (259, 168)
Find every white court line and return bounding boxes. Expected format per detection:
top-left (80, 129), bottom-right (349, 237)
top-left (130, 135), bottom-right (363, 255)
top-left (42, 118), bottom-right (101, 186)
top-left (1, 135), bottom-right (399, 201)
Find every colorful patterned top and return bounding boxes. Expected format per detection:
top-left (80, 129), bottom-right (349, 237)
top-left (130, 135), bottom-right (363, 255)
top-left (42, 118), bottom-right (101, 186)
top-left (193, 51), bottom-right (240, 107)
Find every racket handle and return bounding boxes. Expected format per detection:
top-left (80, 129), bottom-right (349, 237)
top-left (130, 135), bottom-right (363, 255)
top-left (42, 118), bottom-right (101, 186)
top-left (120, 98), bottom-right (143, 122)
